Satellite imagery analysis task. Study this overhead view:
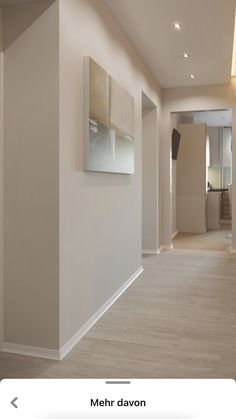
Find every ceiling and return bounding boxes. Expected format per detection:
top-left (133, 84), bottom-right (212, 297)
top-left (1, 0), bottom-right (236, 88)
top-left (142, 92), bottom-right (155, 109)
top-left (178, 110), bottom-right (232, 127)
top-left (104, 0), bottom-right (236, 88)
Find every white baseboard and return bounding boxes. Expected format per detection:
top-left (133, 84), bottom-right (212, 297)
top-left (59, 265), bottom-right (144, 360)
top-left (160, 244), bottom-right (173, 251)
top-left (142, 249), bottom-right (161, 255)
top-left (1, 342), bottom-right (60, 360)
top-left (2, 266), bottom-right (144, 361)
top-left (171, 230), bottom-right (178, 240)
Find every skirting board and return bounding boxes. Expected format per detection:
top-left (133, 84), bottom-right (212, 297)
top-left (59, 266), bottom-right (144, 360)
top-left (142, 249), bottom-right (161, 255)
top-left (160, 244), bottom-right (173, 251)
top-left (1, 342), bottom-right (60, 360)
top-left (171, 230), bottom-right (178, 240)
top-left (1, 266), bottom-right (144, 361)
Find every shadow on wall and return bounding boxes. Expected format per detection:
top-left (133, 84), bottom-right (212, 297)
top-left (2, 0), bottom-right (55, 50)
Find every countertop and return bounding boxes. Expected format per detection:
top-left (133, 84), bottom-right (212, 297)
top-left (208, 188), bottom-right (228, 192)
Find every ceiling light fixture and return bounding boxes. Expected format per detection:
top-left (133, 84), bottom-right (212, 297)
top-left (182, 52), bottom-right (190, 58)
top-left (190, 74), bottom-right (195, 79)
top-left (173, 22), bottom-right (182, 30)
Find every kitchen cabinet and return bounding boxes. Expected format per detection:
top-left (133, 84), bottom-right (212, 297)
top-left (209, 127), bottom-right (220, 167)
top-left (208, 127), bottom-right (232, 168)
top-left (207, 191), bottom-right (220, 230)
top-left (222, 127), bottom-right (232, 167)
top-left (177, 123), bottom-right (207, 233)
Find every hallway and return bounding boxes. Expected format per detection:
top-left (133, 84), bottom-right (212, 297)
top-left (1, 248), bottom-right (236, 379)
top-left (173, 226), bottom-right (232, 252)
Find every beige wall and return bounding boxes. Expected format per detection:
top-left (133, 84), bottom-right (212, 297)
top-left (177, 123), bottom-right (207, 233)
top-left (1, 0), bottom-right (162, 354)
top-left (142, 106), bottom-right (159, 252)
top-left (171, 161), bottom-right (177, 236)
top-left (162, 80), bottom-right (236, 249)
top-left (4, 1), bottom-right (60, 349)
top-left (59, 0), bottom-right (162, 347)
top-left (0, 8), bottom-right (2, 51)
top-left (170, 113), bottom-right (181, 236)
top-left (209, 127), bottom-right (221, 167)
top-left (0, 8), bottom-right (3, 348)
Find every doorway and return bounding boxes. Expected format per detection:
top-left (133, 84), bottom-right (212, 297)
top-left (141, 92), bottom-right (159, 254)
top-left (171, 109), bottom-right (232, 252)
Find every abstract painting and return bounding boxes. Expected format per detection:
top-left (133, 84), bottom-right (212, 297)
top-left (84, 57), bottom-right (135, 174)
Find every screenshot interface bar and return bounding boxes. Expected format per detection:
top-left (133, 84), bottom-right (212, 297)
top-left (0, 379), bottom-right (235, 418)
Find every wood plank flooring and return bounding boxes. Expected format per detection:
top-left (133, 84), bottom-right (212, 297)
top-left (173, 226), bottom-right (232, 251)
top-left (1, 247), bottom-right (236, 378)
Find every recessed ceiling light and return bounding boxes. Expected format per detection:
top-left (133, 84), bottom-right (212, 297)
top-left (173, 22), bottom-right (182, 30)
top-left (190, 74), bottom-right (195, 79)
top-left (182, 52), bottom-right (190, 58)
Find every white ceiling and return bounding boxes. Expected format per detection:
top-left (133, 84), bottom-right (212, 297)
top-left (104, 0), bottom-right (236, 88)
top-left (179, 110), bottom-right (232, 127)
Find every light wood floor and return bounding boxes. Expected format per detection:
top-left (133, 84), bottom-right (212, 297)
top-left (1, 248), bottom-right (236, 378)
top-left (173, 225), bottom-right (232, 252)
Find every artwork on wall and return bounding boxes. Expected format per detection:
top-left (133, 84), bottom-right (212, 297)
top-left (84, 57), bottom-right (135, 174)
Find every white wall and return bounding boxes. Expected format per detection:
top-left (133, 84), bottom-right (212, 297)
top-left (171, 161), bottom-right (177, 236)
top-left (170, 113), bottom-right (180, 237)
top-left (222, 127), bottom-right (232, 168)
top-left (142, 106), bottom-right (159, 252)
top-left (209, 127), bottom-right (221, 167)
top-left (4, 1), bottom-right (60, 349)
top-left (0, 8), bottom-right (3, 349)
top-left (59, 0), bottom-right (162, 347)
top-left (162, 80), bottom-right (236, 249)
top-left (171, 113), bottom-right (195, 236)
top-left (177, 123), bottom-right (206, 233)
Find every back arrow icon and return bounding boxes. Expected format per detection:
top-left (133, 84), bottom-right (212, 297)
top-left (11, 397), bottom-right (18, 409)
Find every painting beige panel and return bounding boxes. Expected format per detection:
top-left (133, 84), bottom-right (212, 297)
top-left (89, 58), bottom-right (109, 126)
top-left (109, 77), bottom-right (134, 137)
top-left (86, 57), bottom-right (135, 174)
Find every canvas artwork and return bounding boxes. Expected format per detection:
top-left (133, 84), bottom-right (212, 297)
top-left (84, 57), bottom-right (135, 174)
